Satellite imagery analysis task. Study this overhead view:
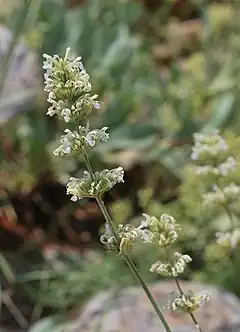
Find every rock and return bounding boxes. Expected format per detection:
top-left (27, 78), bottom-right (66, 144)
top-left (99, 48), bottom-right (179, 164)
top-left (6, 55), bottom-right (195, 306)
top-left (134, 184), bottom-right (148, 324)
top-left (0, 25), bottom-right (42, 124)
top-left (66, 281), bottom-right (240, 332)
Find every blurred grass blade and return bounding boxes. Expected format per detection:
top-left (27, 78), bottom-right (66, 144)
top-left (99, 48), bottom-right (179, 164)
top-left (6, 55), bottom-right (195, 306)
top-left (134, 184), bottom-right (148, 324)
top-left (0, 0), bottom-right (40, 98)
top-left (0, 253), bottom-right (15, 283)
top-left (201, 93), bottom-right (235, 133)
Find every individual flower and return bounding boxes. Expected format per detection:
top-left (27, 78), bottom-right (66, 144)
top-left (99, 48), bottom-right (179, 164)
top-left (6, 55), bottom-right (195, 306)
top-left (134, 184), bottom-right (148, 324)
top-left (150, 252), bottom-right (192, 277)
top-left (43, 47), bottom-right (100, 122)
top-left (53, 126), bottom-right (109, 156)
top-left (169, 291), bottom-right (210, 313)
top-left (66, 167), bottom-right (124, 201)
top-left (138, 213), bottom-right (181, 246)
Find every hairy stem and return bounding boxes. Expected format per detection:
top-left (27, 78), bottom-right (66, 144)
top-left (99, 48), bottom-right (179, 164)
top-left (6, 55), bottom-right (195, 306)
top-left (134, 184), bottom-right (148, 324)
top-left (84, 153), bottom-right (172, 332)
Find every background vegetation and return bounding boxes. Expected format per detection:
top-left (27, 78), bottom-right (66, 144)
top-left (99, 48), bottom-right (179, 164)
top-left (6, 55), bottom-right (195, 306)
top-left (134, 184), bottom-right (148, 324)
top-left (0, 0), bottom-right (239, 331)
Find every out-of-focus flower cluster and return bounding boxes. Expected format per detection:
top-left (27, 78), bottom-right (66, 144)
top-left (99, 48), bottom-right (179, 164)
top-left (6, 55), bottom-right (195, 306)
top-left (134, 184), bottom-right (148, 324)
top-left (191, 131), bottom-right (237, 177)
top-left (191, 130), bottom-right (239, 250)
top-left (202, 183), bottom-right (240, 209)
top-left (216, 229), bottom-right (240, 249)
top-left (169, 291), bottom-right (210, 313)
top-left (43, 47), bottom-right (100, 123)
top-left (191, 131), bottom-right (229, 165)
top-left (66, 167), bottom-right (124, 201)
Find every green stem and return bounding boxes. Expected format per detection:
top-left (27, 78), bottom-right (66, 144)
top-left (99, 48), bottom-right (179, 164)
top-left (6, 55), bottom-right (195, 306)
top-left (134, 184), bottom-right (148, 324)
top-left (83, 153), bottom-right (172, 332)
top-left (96, 195), bottom-right (117, 235)
top-left (123, 254), bottom-right (172, 332)
top-left (84, 154), bottom-right (117, 234)
top-left (84, 154), bottom-right (94, 181)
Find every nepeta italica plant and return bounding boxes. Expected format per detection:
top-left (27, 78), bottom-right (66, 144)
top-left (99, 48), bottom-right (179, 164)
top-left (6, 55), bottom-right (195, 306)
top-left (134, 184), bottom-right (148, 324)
top-left (43, 48), bottom-right (209, 332)
top-left (191, 131), bottom-right (240, 251)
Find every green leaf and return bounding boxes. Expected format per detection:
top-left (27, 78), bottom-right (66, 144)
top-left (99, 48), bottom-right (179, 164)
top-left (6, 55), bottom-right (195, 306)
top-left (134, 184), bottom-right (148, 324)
top-left (201, 92), bottom-right (235, 133)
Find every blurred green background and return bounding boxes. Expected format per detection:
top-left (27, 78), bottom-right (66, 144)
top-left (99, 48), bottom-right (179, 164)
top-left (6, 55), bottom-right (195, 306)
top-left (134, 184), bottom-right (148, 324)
top-left (0, 0), bottom-right (239, 331)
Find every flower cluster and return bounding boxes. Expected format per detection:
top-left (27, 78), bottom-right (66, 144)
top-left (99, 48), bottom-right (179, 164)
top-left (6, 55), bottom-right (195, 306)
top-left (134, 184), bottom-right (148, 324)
top-left (66, 167), bottom-right (124, 201)
top-left (138, 213), bottom-right (181, 246)
top-left (202, 183), bottom-right (240, 208)
top-left (169, 291), bottom-right (210, 313)
top-left (100, 213), bottom-right (182, 256)
top-left (101, 224), bottom-right (140, 254)
top-left (43, 47), bottom-right (100, 123)
top-left (216, 229), bottom-right (240, 249)
top-left (137, 214), bottom-right (191, 277)
top-left (150, 252), bottom-right (192, 277)
top-left (53, 126), bottom-right (109, 156)
top-left (191, 131), bottom-right (237, 177)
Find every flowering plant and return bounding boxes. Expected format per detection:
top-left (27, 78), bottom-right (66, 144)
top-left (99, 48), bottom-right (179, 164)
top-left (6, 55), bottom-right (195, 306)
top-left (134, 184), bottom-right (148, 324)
top-left (43, 48), bottom-right (211, 332)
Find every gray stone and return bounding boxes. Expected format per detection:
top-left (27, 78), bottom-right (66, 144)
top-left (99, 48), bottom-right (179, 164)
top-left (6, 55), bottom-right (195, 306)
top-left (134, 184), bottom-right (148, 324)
top-left (0, 25), bottom-right (42, 124)
top-left (66, 281), bottom-right (240, 332)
